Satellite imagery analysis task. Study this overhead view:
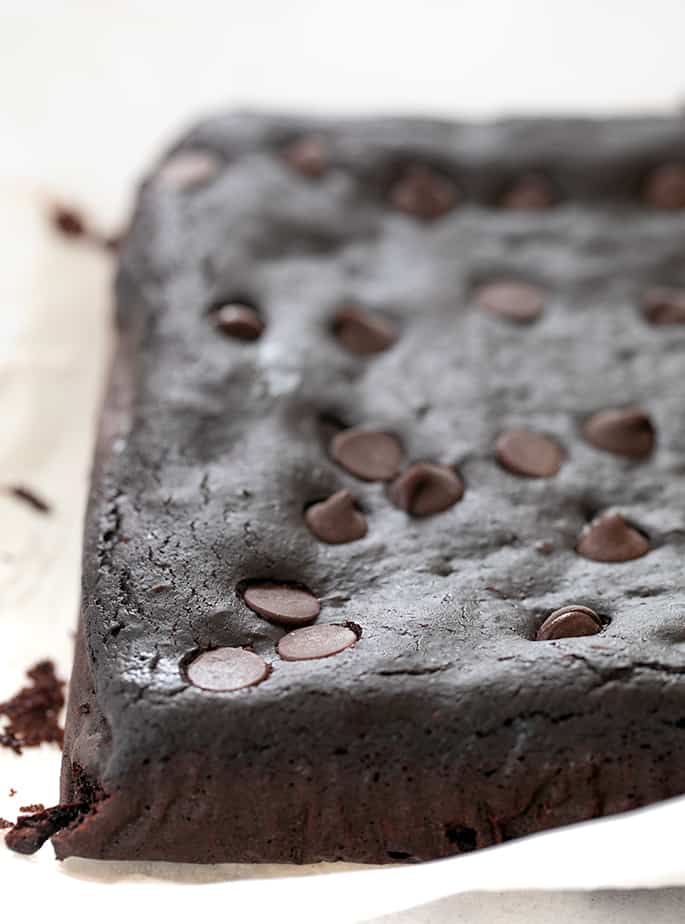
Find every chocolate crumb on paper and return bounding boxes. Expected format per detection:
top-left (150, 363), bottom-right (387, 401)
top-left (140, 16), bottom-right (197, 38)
top-left (49, 201), bottom-right (122, 254)
top-left (0, 819), bottom-right (13, 831)
top-left (19, 804), bottom-right (45, 814)
top-left (0, 661), bottom-right (65, 753)
top-left (7, 486), bottom-right (51, 514)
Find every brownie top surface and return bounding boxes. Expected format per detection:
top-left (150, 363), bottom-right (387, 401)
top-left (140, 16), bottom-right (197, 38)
top-left (86, 114), bottom-right (685, 777)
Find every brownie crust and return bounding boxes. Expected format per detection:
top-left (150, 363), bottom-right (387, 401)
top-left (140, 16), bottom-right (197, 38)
top-left (56, 113), bottom-right (685, 863)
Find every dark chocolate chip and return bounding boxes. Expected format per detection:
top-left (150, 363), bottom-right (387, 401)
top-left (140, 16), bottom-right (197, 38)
top-left (576, 512), bottom-right (649, 562)
top-left (499, 173), bottom-right (557, 210)
top-left (282, 136), bottom-right (328, 178)
top-left (186, 647), bottom-right (268, 692)
top-left (213, 304), bottom-right (265, 341)
top-left (243, 582), bottom-right (320, 627)
top-left (582, 407), bottom-right (655, 459)
top-left (331, 428), bottom-right (403, 481)
top-left (643, 163), bottom-right (685, 210)
top-left (51, 207), bottom-right (85, 238)
top-left (277, 624), bottom-right (357, 661)
top-left (642, 287), bottom-right (685, 325)
top-left (388, 463), bottom-right (464, 516)
top-left (388, 164), bottom-right (459, 220)
top-left (476, 281), bottom-right (545, 324)
top-left (496, 429), bottom-right (564, 478)
top-left (157, 151), bottom-right (221, 190)
top-left (305, 491), bottom-right (368, 544)
top-left (536, 605), bottom-right (602, 641)
top-left (332, 306), bottom-right (398, 355)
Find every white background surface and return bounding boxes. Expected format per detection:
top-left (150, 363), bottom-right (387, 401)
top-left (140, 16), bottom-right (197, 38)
top-left (1, 2), bottom-right (685, 921)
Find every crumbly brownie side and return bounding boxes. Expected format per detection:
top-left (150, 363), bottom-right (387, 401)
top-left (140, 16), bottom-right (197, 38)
top-left (54, 114), bottom-right (685, 863)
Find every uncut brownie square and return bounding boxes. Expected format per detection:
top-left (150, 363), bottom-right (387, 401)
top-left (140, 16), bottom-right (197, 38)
top-left (50, 114), bottom-right (685, 863)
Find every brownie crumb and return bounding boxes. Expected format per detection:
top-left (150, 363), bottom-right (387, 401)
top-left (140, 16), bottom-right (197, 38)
top-left (0, 661), bottom-right (65, 753)
top-left (19, 803), bottom-right (45, 814)
top-left (8, 788), bottom-right (16, 798)
top-left (4, 765), bottom-right (106, 855)
top-left (49, 203), bottom-right (123, 254)
top-left (52, 206), bottom-right (86, 237)
top-left (4, 804), bottom-right (85, 855)
top-left (8, 486), bottom-right (51, 514)
top-left (0, 819), bottom-right (12, 830)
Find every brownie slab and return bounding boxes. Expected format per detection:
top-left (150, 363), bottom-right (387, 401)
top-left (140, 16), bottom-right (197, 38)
top-left (54, 113), bottom-right (685, 863)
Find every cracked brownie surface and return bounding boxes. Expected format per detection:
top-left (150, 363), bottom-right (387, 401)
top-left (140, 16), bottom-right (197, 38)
top-left (55, 113), bottom-right (685, 863)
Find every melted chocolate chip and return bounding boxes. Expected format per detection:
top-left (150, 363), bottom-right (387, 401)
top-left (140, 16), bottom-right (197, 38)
top-left (643, 163), bottom-right (685, 210)
top-left (476, 281), bottom-right (545, 324)
top-left (536, 605), bottom-right (602, 641)
top-left (576, 513), bottom-right (649, 562)
top-left (582, 407), bottom-right (655, 459)
top-left (388, 463), bottom-right (464, 516)
top-left (213, 304), bottom-right (265, 341)
top-left (243, 582), bottom-right (320, 627)
top-left (186, 647), bottom-right (268, 692)
top-left (277, 624), bottom-right (357, 661)
top-left (331, 428), bottom-right (403, 481)
top-left (496, 429), bottom-right (564, 478)
top-left (642, 287), bottom-right (685, 325)
top-left (305, 491), bottom-right (368, 544)
top-left (388, 164), bottom-right (459, 220)
top-left (157, 151), bottom-right (221, 190)
top-left (332, 306), bottom-right (398, 355)
top-left (282, 136), bottom-right (328, 178)
top-left (499, 173), bottom-right (557, 210)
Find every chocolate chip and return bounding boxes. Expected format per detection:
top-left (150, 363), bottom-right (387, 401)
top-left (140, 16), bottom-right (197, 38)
top-left (243, 582), bottom-right (320, 627)
top-left (576, 512), bottom-right (649, 562)
top-left (331, 428), bottom-right (403, 481)
top-left (213, 304), bottom-right (265, 341)
top-left (305, 491), bottom-right (368, 544)
top-left (643, 164), bottom-right (685, 210)
top-left (499, 173), bottom-right (556, 210)
top-left (476, 281), bottom-right (545, 324)
top-left (536, 605), bottom-right (602, 641)
top-left (388, 463), bottom-right (464, 516)
top-left (642, 287), bottom-right (685, 325)
top-left (282, 136), bottom-right (328, 178)
top-left (52, 206), bottom-right (86, 237)
top-left (332, 306), bottom-right (398, 355)
top-left (495, 429), bottom-right (564, 478)
top-left (157, 151), bottom-right (221, 190)
top-left (582, 407), bottom-right (655, 459)
top-left (186, 647), bottom-right (268, 691)
top-left (388, 164), bottom-right (459, 220)
top-left (277, 624), bottom-right (357, 661)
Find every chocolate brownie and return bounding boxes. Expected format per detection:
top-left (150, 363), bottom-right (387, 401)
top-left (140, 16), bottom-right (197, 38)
top-left (51, 114), bottom-right (685, 863)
